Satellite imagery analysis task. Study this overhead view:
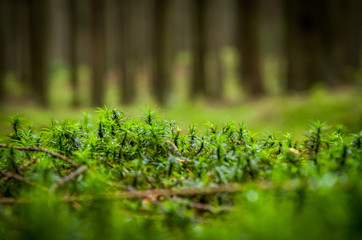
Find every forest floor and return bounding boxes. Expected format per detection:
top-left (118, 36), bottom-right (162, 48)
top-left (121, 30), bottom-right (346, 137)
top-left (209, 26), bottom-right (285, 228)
top-left (0, 85), bottom-right (361, 139)
top-left (0, 100), bottom-right (361, 240)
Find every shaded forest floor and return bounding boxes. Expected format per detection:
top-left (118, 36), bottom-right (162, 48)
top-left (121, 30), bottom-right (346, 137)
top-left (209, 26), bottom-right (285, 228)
top-left (1, 104), bottom-right (361, 240)
top-left (1, 85), bottom-right (361, 139)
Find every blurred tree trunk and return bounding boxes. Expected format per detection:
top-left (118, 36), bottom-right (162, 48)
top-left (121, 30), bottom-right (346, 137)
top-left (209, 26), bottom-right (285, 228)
top-left (29, 0), bottom-right (49, 107)
top-left (216, 52), bottom-right (224, 99)
top-left (208, 0), bottom-right (225, 100)
top-left (0, 0), bottom-right (6, 103)
top-left (116, 0), bottom-right (136, 105)
top-left (328, 0), bottom-right (362, 84)
top-left (212, 51), bottom-right (224, 99)
top-left (90, 0), bottom-right (106, 107)
top-left (284, 0), bottom-right (334, 91)
top-left (237, 0), bottom-right (265, 96)
top-left (342, 0), bottom-right (361, 78)
top-left (69, 0), bottom-right (80, 107)
top-left (15, 0), bottom-right (31, 97)
top-left (191, 0), bottom-right (207, 98)
top-left (6, 1), bottom-right (17, 77)
top-left (153, 0), bottom-right (170, 105)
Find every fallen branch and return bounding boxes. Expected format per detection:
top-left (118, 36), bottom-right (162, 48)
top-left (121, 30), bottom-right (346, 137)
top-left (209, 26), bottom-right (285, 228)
top-left (0, 197), bottom-right (29, 204)
top-left (0, 144), bottom-right (79, 168)
top-left (0, 170), bottom-right (46, 191)
top-left (117, 184), bottom-right (243, 199)
top-left (18, 158), bottom-right (38, 171)
top-left (0, 184), bottom-right (244, 204)
top-left (49, 166), bottom-right (88, 193)
top-left (0, 181), bottom-right (304, 204)
top-left (189, 202), bottom-right (232, 212)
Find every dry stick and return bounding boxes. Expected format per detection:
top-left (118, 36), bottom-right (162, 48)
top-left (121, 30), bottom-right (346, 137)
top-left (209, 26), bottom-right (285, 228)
top-left (0, 170), bottom-right (46, 191)
top-left (189, 202), bottom-right (232, 212)
top-left (49, 165), bottom-right (88, 193)
top-left (0, 182), bottom-right (277, 204)
top-left (117, 184), bottom-right (243, 199)
top-left (18, 158), bottom-right (37, 171)
top-left (0, 170), bottom-right (36, 186)
top-left (0, 197), bottom-right (29, 204)
top-left (62, 184), bottom-right (248, 203)
top-left (0, 184), bottom-right (244, 204)
top-left (1, 176), bottom-right (11, 181)
top-left (0, 144), bottom-right (79, 168)
top-left (169, 195), bottom-right (232, 212)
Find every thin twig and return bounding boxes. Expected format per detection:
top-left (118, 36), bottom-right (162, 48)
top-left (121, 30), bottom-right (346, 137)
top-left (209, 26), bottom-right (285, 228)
top-left (0, 170), bottom-right (46, 191)
top-left (0, 170), bottom-right (35, 186)
top-left (0, 181), bottom-right (280, 204)
top-left (169, 195), bottom-right (232, 212)
top-left (49, 166), bottom-right (88, 193)
top-left (0, 184), bottom-right (243, 204)
top-left (0, 197), bottom-right (29, 204)
top-left (118, 184), bottom-right (243, 199)
top-left (0, 180), bottom-right (351, 205)
top-left (189, 202), bottom-right (232, 212)
top-left (18, 158), bottom-right (37, 171)
top-left (0, 144), bottom-right (79, 168)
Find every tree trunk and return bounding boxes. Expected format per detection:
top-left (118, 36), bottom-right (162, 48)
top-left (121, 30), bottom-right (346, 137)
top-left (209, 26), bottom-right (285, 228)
top-left (284, 0), bottom-right (333, 91)
top-left (29, 0), bottom-right (49, 107)
top-left (0, 0), bottom-right (7, 103)
top-left (116, 0), bottom-right (136, 105)
top-left (208, 0), bottom-right (225, 100)
top-left (214, 51), bottom-right (224, 99)
top-left (90, 0), bottom-right (106, 107)
top-left (238, 0), bottom-right (265, 96)
top-left (191, 0), bottom-right (207, 98)
top-left (68, 0), bottom-right (80, 107)
top-left (343, 0), bottom-right (361, 75)
top-left (153, 0), bottom-right (170, 105)
top-left (15, 0), bottom-right (31, 97)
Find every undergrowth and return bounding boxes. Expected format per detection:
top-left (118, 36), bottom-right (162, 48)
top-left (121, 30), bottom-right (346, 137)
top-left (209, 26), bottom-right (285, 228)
top-left (0, 108), bottom-right (361, 240)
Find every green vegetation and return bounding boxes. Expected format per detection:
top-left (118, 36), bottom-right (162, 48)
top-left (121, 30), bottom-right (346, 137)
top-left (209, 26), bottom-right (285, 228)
top-left (1, 85), bottom-right (361, 138)
top-left (1, 108), bottom-right (361, 239)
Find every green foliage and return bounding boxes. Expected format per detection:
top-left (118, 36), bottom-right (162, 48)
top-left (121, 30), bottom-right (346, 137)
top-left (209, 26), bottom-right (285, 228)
top-left (0, 109), bottom-right (361, 239)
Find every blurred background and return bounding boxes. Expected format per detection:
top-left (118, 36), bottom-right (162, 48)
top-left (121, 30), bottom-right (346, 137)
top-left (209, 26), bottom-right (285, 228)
top-left (0, 0), bottom-right (361, 134)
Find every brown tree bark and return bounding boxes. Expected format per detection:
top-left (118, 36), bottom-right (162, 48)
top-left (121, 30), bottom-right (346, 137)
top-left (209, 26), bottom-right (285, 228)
top-left (15, 0), bottom-right (31, 97)
top-left (215, 51), bottom-right (224, 99)
top-left (0, 0), bottom-right (6, 103)
top-left (116, 0), bottom-right (136, 105)
top-left (191, 0), bottom-right (208, 98)
top-left (68, 0), bottom-right (80, 107)
top-left (153, 0), bottom-right (170, 105)
top-left (237, 0), bottom-right (265, 96)
top-left (208, 0), bottom-right (225, 100)
top-left (284, 0), bottom-right (334, 91)
top-left (342, 0), bottom-right (361, 76)
top-left (29, 0), bottom-right (49, 107)
top-left (90, 0), bottom-right (106, 107)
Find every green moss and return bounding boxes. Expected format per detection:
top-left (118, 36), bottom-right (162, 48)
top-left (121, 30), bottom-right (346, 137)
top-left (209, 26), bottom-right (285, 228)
top-left (0, 108), bottom-right (361, 239)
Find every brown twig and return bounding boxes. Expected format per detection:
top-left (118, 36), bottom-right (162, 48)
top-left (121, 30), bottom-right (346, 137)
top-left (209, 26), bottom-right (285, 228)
top-left (0, 170), bottom-right (35, 186)
top-left (0, 170), bottom-right (46, 191)
top-left (189, 202), bottom-right (232, 212)
top-left (0, 197), bottom-right (29, 204)
top-left (18, 158), bottom-right (38, 171)
top-left (0, 184), bottom-right (244, 204)
top-left (49, 166), bottom-right (88, 193)
top-left (0, 181), bottom-right (279, 204)
top-left (64, 184), bottom-right (247, 202)
top-left (118, 184), bottom-right (242, 199)
top-left (0, 144), bottom-right (79, 168)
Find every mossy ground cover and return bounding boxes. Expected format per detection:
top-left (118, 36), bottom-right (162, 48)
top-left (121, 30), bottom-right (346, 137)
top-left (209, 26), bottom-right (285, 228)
top-left (0, 108), bottom-right (361, 239)
top-left (1, 86), bottom-right (362, 139)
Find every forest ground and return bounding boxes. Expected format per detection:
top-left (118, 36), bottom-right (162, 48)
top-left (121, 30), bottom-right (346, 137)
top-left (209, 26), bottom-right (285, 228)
top-left (1, 84), bottom-right (361, 139)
